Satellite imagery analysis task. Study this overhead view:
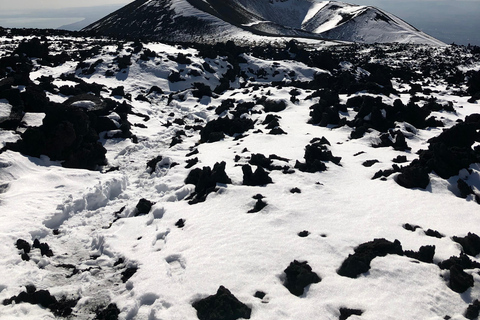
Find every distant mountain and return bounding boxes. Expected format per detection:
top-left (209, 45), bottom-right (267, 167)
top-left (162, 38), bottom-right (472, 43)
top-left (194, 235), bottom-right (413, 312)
top-left (83, 0), bottom-right (444, 45)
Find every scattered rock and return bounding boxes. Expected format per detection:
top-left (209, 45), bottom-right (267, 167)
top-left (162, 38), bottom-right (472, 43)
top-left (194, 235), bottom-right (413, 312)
top-left (146, 155), bottom-right (163, 173)
top-left (283, 260), bottom-right (321, 296)
top-left (175, 219), bottom-right (185, 228)
top-left (247, 198), bottom-right (267, 213)
top-left (33, 239), bottom-right (53, 257)
top-left (465, 300), bottom-right (480, 320)
top-left (404, 245), bottom-right (435, 263)
top-left (339, 307), bottom-right (363, 320)
top-left (135, 198), bottom-right (154, 216)
top-left (362, 159), bottom-right (379, 167)
top-left (185, 162), bottom-right (232, 203)
top-left (453, 233), bottom-right (480, 256)
top-left (337, 239), bottom-right (403, 278)
top-left (121, 266), bottom-right (137, 283)
top-left (298, 231), bottom-right (310, 237)
top-left (449, 264), bottom-right (474, 293)
top-left (242, 165), bottom-right (273, 186)
top-left (192, 286), bottom-right (251, 320)
top-left (425, 229), bottom-right (444, 238)
top-left (95, 303), bottom-right (121, 320)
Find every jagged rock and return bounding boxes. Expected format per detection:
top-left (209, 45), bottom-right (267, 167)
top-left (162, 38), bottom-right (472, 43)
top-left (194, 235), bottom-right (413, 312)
top-left (395, 162), bottom-right (430, 189)
top-left (185, 162), bottom-right (232, 203)
top-left (295, 137), bottom-right (341, 173)
top-left (465, 300), bottom-right (480, 320)
top-left (33, 239), bottom-right (53, 257)
top-left (290, 187), bottom-right (301, 194)
top-left (403, 223), bottom-right (421, 232)
top-left (200, 117), bottom-right (254, 143)
top-left (121, 266), bottom-right (137, 283)
top-left (16, 239), bottom-right (31, 253)
top-left (192, 286), bottom-right (251, 320)
top-left (438, 253), bottom-right (480, 270)
top-left (339, 308), bottom-right (363, 320)
top-left (146, 155), bottom-right (163, 173)
top-left (175, 219), bottom-right (186, 228)
top-left (449, 264), bottom-right (474, 293)
top-left (362, 160), bottom-right (379, 167)
top-left (95, 303), bottom-right (121, 320)
top-left (283, 260), bottom-right (321, 296)
top-left (404, 245), bottom-right (435, 263)
top-left (392, 155), bottom-right (408, 163)
top-left (337, 239), bottom-right (403, 278)
top-left (457, 179), bottom-right (473, 198)
top-left (135, 198), bottom-right (154, 216)
top-left (453, 233), bottom-right (480, 256)
top-left (3, 285), bottom-right (76, 317)
top-left (242, 165), bottom-right (272, 186)
top-left (298, 230), bottom-right (310, 237)
top-left (424, 229), bottom-right (444, 238)
top-left (247, 198), bottom-right (267, 213)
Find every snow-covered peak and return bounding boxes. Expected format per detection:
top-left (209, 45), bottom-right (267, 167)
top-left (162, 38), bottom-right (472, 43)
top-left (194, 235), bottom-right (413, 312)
top-left (82, 0), bottom-right (444, 45)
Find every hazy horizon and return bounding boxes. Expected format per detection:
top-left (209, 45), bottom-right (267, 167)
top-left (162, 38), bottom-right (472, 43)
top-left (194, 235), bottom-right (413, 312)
top-left (0, 0), bottom-right (479, 45)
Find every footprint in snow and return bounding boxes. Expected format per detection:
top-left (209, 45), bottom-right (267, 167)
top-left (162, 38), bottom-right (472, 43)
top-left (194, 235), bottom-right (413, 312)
top-left (165, 254), bottom-right (186, 279)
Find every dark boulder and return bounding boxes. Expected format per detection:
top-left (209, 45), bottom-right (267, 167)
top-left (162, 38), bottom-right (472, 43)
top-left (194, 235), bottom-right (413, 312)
top-left (185, 162), bottom-right (232, 204)
top-left (242, 165), bottom-right (272, 186)
top-left (337, 239), bottom-right (403, 278)
top-left (121, 266), bottom-right (137, 283)
top-left (283, 260), bottom-right (321, 296)
top-left (295, 137), bottom-right (341, 173)
top-left (453, 233), bottom-right (480, 256)
top-left (449, 264), bottom-right (474, 293)
top-left (200, 117), bottom-right (254, 143)
top-left (95, 303), bottom-right (121, 320)
top-left (192, 286), bottom-right (251, 320)
top-left (135, 198), bottom-right (154, 216)
top-left (395, 162), bottom-right (430, 189)
top-left (465, 300), bottom-right (480, 320)
top-left (438, 253), bottom-right (480, 270)
top-left (404, 245), bottom-right (435, 263)
top-left (339, 308), bottom-right (363, 320)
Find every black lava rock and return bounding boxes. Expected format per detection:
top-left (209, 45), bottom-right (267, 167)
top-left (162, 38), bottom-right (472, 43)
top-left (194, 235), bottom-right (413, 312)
top-left (135, 198), bottom-right (154, 216)
top-left (192, 286), bottom-right (251, 320)
top-left (438, 253), bottom-right (480, 270)
top-left (16, 239), bottom-right (31, 253)
top-left (185, 162), bottom-right (232, 204)
top-left (449, 264), bottom-right (474, 293)
top-left (33, 239), bottom-right (53, 257)
top-left (121, 266), bottom-right (137, 283)
top-left (465, 300), bottom-right (480, 320)
top-left (175, 219), bottom-right (186, 228)
top-left (242, 165), bottom-right (272, 186)
top-left (295, 137), bottom-right (341, 173)
top-left (453, 233), bottom-right (480, 256)
top-left (95, 303), bottom-right (121, 320)
top-left (247, 199), bottom-right (267, 213)
top-left (404, 245), bottom-right (435, 263)
top-left (337, 239), bottom-right (403, 278)
top-left (146, 155), bottom-right (163, 173)
top-left (283, 260), bottom-right (321, 296)
top-left (339, 307), bottom-right (363, 320)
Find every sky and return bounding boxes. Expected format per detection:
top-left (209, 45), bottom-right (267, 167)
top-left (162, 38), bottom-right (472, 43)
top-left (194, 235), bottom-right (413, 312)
top-left (0, 0), bottom-right (479, 45)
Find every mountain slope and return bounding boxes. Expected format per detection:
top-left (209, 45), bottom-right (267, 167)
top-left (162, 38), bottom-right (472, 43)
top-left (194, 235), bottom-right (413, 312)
top-left (83, 0), bottom-right (444, 45)
top-left (1, 30), bottom-right (480, 319)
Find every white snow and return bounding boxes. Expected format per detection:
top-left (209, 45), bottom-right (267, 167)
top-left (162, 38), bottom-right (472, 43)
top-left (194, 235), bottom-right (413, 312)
top-left (0, 35), bottom-right (479, 320)
top-left (0, 99), bottom-right (12, 120)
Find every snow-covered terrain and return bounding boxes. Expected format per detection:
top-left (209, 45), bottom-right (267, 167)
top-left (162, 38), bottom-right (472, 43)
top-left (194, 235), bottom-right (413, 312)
top-left (1, 29), bottom-right (480, 320)
top-left (82, 0), bottom-right (444, 45)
